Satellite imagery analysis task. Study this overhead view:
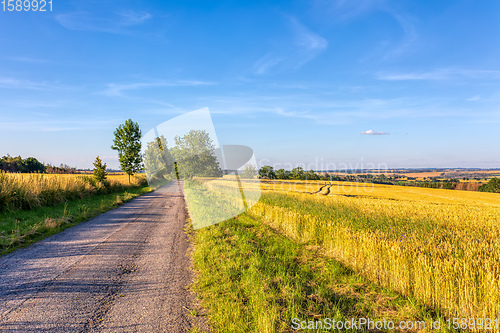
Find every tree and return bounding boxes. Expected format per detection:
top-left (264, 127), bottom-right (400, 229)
top-left (24, 157), bottom-right (46, 173)
top-left (0, 155), bottom-right (46, 173)
top-left (258, 165), bottom-right (275, 179)
top-left (143, 135), bottom-right (174, 184)
top-left (305, 169), bottom-right (319, 180)
top-left (111, 119), bottom-right (143, 184)
top-left (275, 168), bottom-right (290, 179)
top-left (169, 130), bottom-right (222, 179)
top-left (240, 164), bottom-right (257, 179)
top-left (479, 178), bottom-right (500, 193)
top-left (291, 167), bottom-right (305, 180)
top-left (93, 156), bottom-right (107, 183)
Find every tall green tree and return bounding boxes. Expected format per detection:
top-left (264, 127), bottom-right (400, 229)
top-left (111, 119), bottom-right (143, 184)
top-left (143, 135), bottom-right (174, 184)
top-left (93, 156), bottom-right (107, 183)
top-left (169, 130), bottom-right (222, 179)
top-left (258, 165), bottom-right (275, 179)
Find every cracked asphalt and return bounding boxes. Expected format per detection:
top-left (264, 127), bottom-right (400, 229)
top-left (0, 180), bottom-right (200, 332)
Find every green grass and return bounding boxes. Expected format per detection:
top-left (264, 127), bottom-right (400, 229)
top-left (189, 213), bottom-right (452, 333)
top-left (0, 185), bottom-right (152, 256)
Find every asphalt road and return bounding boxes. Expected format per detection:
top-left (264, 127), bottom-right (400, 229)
top-left (0, 180), bottom-right (201, 332)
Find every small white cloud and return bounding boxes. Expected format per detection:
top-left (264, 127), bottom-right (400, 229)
top-left (361, 129), bottom-right (389, 135)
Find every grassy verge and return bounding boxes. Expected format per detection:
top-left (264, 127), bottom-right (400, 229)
top-left (0, 185), bottom-right (151, 256)
top-left (189, 213), bottom-right (453, 333)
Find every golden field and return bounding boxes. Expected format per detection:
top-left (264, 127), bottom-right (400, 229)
top-left (0, 172), bottom-right (147, 212)
top-left (205, 178), bottom-right (500, 321)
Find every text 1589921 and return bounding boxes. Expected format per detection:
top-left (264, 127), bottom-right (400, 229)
top-left (1, 0), bottom-right (52, 11)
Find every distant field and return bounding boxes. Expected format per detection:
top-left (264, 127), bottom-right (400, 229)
top-left (192, 178), bottom-right (500, 330)
top-left (334, 169), bottom-right (500, 180)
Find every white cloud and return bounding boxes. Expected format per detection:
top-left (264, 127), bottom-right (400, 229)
top-left (290, 17), bottom-right (328, 67)
top-left (254, 54), bottom-right (283, 75)
top-left (378, 69), bottom-right (500, 81)
top-left (0, 77), bottom-right (70, 90)
top-left (312, 0), bottom-right (417, 59)
top-left (101, 80), bottom-right (216, 96)
top-left (466, 95), bottom-right (482, 101)
top-left (382, 9), bottom-right (418, 59)
top-left (361, 129), bottom-right (389, 135)
top-left (55, 10), bottom-right (152, 34)
top-left (253, 16), bottom-right (327, 74)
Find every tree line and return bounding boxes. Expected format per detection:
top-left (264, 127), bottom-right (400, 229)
top-left (110, 119), bottom-right (222, 185)
top-left (258, 166), bottom-right (342, 181)
top-left (258, 165), bottom-right (499, 193)
top-left (1, 154), bottom-right (79, 174)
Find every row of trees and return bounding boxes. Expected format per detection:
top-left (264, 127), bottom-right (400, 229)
top-left (142, 130), bottom-right (223, 182)
top-left (110, 119), bottom-right (223, 184)
top-left (1, 155), bottom-right (78, 174)
top-left (0, 155), bottom-right (46, 173)
top-left (258, 166), bottom-right (342, 181)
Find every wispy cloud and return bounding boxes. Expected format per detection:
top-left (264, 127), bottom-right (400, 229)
top-left (253, 16), bottom-right (327, 74)
top-left (382, 10), bottom-right (418, 59)
top-left (55, 10), bottom-right (152, 34)
top-left (254, 55), bottom-right (283, 75)
top-left (101, 80), bottom-right (216, 96)
top-left (314, 0), bottom-right (387, 21)
top-left (0, 119), bottom-right (120, 132)
top-left (361, 129), bottom-right (389, 135)
top-left (290, 17), bottom-right (328, 68)
top-left (377, 68), bottom-right (500, 81)
top-left (466, 95), bottom-right (482, 101)
top-left (0, 77), bottom-right (70, 90)
top-left (5, 56), bottom-right (48, 63)
top-left (313, 0), bottom-right (418, 60)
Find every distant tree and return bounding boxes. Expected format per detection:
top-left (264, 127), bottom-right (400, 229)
top-left (24, 157), bottom-right (46, 173)
top-left (111, 119), bottom-right (143, 184)
top-left (169, 130), bottom-right (222, 179)
top-left (305, 169), bottom-right (319, 180)
top-left (93, 156), bottom-right (107, 183)
top-left (258, 166), bottom-right (275, 179)
top-left (291, 167), bottom-right (305, 180)
top-left (275, 168), bottom-right (290, 180)
top-left (0, 155), bottom-right (45, 173)
top-left (479, 178), bottom-right (500, 193)
top-left (240, 164), bottom-right (257, 179)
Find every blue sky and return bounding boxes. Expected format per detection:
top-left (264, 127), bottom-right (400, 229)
top-left (1, 0), bottom-right (499, 170)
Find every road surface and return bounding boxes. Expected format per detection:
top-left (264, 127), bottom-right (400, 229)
top-left (0, 180), bottom-right (202, 332)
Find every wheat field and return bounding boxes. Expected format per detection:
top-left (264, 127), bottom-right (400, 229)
top-left (0, 172), bottom-right (147, 212)
top-left (204, 178), bottom-right (500, 321)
